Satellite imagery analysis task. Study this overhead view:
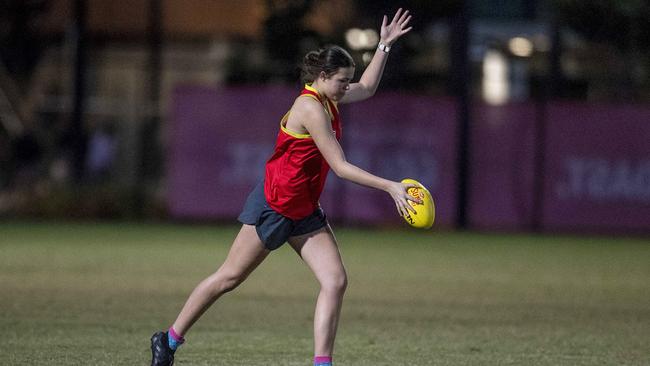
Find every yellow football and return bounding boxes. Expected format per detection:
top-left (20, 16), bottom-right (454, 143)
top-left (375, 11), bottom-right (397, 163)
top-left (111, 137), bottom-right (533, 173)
top-left (401, 178), bottom-right (435, 229)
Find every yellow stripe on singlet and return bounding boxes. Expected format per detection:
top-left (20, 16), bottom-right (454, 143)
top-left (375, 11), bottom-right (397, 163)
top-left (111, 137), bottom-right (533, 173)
top-left (278, 85), bottom-right (336, 139)
top-left (304, 84), bottom-right (322, 98)
top-left (280, 111), bottom-right (311, 139)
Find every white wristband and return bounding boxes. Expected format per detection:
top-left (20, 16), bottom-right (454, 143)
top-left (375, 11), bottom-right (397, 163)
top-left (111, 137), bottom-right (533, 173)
top-left (378, 42), bottom-right (391, 53)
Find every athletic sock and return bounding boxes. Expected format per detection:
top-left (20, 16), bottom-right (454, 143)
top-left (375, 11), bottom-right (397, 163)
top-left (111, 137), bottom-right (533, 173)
top-left (314, 355), bottom-right (332, 366)
top-left (167, 327), bottom-right (185, 351)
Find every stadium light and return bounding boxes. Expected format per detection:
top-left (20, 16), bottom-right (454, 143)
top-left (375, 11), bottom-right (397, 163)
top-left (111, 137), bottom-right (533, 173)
top-left (482, 49), bottom-right (509, 105)
top-left (362, 52), bottom-right (373, 65)
top-left (345, 28), bottom-right (379, 50)
top-left (508, 36), bottom-right (534, 57)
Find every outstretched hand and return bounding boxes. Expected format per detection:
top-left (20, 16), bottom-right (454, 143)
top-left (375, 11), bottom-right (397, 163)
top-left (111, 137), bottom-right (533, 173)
top-left (380, 8), bottom-right (413, 46)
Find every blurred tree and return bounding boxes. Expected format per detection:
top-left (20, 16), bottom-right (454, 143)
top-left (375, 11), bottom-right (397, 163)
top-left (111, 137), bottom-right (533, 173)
top-left (554, 0), bottom-right (649, 52)
top-left (471, 0), bottom-right (538, 19)
top-left (0, 0), bottom-right (51, 193)
top-left (554, 0), bottom-right (650, 100)
top-left (353, 0), bottom-right (460, 27)
top-left (0, 0), bottom-right (49, 86)
top-left (351, 0), bottom-right (461, 91)
top-left (263, 0), bottom-right (316, 80)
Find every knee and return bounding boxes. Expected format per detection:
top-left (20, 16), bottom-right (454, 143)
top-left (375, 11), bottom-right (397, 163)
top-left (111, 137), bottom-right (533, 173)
top-left (205, 271), bottom-right (246, 295)
top-left (321, 272), bottom-right (348, 295)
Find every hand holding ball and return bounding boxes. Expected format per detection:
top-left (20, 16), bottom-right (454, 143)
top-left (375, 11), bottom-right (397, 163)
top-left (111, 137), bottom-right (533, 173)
top-left (401, 178), bottom-right (435, 229)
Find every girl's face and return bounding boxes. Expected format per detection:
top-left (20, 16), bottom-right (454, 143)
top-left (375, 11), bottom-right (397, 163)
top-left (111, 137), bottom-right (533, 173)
top-left (319, 67), bottom-right (355, 101)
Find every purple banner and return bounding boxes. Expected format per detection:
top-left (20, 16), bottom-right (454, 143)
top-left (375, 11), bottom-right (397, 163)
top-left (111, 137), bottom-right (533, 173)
top-left (467, 101), bottom-right (650, 234)
top-left (542, 102), bottom-right (650, 233)
top-left (468, 102), bottom-right (537, 230)
top-left (334, 94), bottom-right (457, 226)
top-left (169, 86), bottom-right (650, 234)
top-left (168, 85), bottom-right (293, 219)
top-left (168, 86), bottom-right (458, 227)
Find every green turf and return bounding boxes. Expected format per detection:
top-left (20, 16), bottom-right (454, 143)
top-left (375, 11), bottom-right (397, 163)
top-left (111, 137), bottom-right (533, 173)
top-left (1, 221), bottom-right (649, 365)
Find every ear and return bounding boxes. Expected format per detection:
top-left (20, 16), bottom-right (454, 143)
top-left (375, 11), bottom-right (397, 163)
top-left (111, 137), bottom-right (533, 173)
top-left (319, 71), bottom-right (328, 81)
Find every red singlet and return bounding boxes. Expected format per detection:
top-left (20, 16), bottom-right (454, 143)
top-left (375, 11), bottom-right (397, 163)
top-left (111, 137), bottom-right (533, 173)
top-left (264, 84), bottom-right (342, 220)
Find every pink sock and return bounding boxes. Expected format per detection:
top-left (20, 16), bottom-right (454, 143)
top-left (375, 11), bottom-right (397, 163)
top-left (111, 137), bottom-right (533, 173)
top-left (168, 327), bottom-right (185, 343)
top-left (314, 356), bottom-right (332, 365)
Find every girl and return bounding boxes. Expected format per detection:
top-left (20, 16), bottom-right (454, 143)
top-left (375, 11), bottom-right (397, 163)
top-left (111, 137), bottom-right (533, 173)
top-left (152, 8), bottom-right (414, 366)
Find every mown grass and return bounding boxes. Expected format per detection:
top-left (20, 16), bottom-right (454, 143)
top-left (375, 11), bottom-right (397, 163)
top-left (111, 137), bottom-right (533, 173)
top-left (1, 221), bottom-right (649, 365)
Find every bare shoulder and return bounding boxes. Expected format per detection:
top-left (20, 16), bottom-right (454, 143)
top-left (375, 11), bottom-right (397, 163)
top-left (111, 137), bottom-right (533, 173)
top-left (286, 95), bottom-right (329, 131)
top-left (291, 95), bottom-right (325, 116)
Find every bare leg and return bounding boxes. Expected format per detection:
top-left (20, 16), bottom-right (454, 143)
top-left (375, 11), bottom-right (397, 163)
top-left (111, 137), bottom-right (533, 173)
top-left (172, 224), bottom-right (269, 335)
top-left (288, 225), bottom-right (347, 357)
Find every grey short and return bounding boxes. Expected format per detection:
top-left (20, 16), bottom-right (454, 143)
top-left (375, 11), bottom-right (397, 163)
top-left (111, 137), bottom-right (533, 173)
top-left (237, 181), bottom-right (328, 251)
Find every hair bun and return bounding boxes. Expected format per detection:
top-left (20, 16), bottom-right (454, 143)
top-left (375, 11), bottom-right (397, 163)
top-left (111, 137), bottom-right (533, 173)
top-left (304, 51), bottom-right (321, 64)
top-left (300, 45), bottom-right (355, 84)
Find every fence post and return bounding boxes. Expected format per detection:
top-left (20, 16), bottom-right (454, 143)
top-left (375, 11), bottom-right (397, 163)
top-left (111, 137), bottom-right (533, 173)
top-left (450, 0), bottom-right (472, 229)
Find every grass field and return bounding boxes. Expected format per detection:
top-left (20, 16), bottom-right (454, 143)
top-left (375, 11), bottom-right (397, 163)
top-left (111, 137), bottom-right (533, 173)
top-left (1, 221), bottom-right (649, 365)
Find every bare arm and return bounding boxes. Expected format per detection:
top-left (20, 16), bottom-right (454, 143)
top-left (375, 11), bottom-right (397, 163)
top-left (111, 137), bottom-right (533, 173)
top-left (297, 98), bottom-right (419, 216)
top-left (339, 8), bottom-right (413, 104)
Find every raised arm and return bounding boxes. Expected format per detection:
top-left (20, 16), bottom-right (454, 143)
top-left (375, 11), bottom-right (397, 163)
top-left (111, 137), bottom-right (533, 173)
top-left (339, 8), bottom-right (413, 104)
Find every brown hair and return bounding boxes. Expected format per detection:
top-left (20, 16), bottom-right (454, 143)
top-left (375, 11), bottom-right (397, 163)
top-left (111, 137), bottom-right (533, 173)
top-left (300, 45), bottom-right (355, 84)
